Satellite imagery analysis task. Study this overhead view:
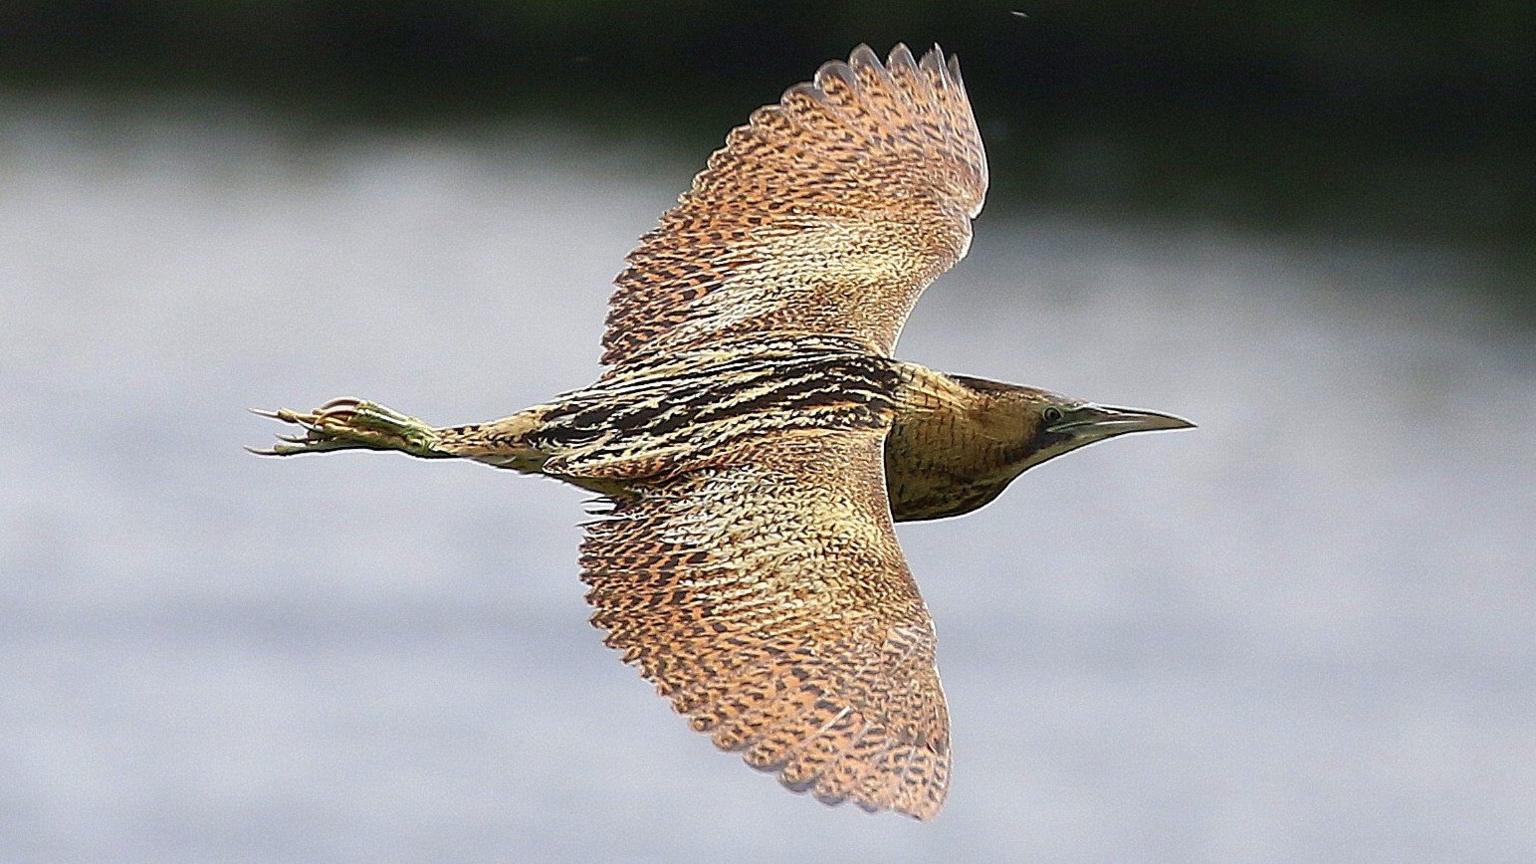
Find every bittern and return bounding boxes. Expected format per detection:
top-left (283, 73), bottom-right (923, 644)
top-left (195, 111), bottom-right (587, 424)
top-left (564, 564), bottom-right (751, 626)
top-left (254, 44), bottom-right (1192, 820)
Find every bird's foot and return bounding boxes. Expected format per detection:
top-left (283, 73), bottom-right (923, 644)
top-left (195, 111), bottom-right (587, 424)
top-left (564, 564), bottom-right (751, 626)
top-left (248, 398), bottom-right (444, 458)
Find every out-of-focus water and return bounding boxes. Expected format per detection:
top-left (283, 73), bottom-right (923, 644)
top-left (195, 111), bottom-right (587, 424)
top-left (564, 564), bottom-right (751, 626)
top-left (3, 104), bottom-right (1533, 864)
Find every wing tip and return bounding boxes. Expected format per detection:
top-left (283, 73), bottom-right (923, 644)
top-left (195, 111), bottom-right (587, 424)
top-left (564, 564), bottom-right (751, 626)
top-left (714, 713), bottom-right (950, 820)
top-left (812, 57), bottom-right (858, 94)
top-left (947, 52), bottom-right (965, 89)
top-left (848, 42), bottom-right (882, 69)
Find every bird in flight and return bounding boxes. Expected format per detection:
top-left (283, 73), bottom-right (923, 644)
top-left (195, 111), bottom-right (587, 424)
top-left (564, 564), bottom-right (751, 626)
top-left (253, 43), bottom-right (1192, 820)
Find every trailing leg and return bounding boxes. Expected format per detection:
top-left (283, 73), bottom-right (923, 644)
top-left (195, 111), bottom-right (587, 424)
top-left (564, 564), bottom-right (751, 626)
top-left (250, 397), bottom-right (552, 472)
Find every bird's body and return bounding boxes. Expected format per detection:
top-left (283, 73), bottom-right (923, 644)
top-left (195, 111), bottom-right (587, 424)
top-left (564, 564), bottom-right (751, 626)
top-left (426, 340), bottom-right (1058, 522)
top-left (255, 44), bottom-right (1191, 820)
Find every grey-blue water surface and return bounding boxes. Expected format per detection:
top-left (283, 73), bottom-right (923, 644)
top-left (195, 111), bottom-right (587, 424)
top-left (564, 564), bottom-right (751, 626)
top-left (3, 104), bottom-right (1533, 863)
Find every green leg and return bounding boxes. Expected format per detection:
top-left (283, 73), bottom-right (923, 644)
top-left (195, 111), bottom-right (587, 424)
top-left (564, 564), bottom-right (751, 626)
top-left (248, 398), bottom-right (450, 458)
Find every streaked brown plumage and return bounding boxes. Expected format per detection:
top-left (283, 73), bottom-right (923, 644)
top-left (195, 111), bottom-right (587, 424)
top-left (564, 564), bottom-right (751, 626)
top-left (253, 44), bottom-right (1192, 820)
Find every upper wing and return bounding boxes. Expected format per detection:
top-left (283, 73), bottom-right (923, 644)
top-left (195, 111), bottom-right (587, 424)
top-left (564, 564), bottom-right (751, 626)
top-left (579, 427), bottom-right (951, 819)
top-left (602, 43), bottom-right (988, 367)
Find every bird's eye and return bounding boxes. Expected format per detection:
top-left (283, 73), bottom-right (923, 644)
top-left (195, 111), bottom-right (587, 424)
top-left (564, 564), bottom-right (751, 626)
top-left (1043, 407), bottom-right (1064, 424)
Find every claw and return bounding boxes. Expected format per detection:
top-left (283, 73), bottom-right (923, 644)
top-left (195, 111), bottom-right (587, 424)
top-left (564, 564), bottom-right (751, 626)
top-left (249, 407), bottom-right (322, 429)
top-left (249, 397), bottom-right (440, 458)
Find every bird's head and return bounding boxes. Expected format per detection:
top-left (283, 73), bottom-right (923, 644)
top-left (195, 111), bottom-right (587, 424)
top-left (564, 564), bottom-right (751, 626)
top-left (1001, 386), bottom-right (1196, 474)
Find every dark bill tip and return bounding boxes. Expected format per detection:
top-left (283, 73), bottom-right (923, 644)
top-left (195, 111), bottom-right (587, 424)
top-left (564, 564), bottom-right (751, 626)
top-left (1051, 404), bottom-right (1196, 436)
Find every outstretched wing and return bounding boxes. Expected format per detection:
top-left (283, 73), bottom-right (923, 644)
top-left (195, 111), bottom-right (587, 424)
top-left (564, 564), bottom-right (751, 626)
top-left (602, 43), bottom-right (988, 367)
top-left (579, 428), bottom-right (951, 819)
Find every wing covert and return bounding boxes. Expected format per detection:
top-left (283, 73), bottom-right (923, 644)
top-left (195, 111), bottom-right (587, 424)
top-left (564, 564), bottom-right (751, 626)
top-left (602, 43), bottom-right (988, 367)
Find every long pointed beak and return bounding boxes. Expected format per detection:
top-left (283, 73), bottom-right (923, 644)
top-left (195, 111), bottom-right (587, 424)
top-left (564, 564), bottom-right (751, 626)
top-left (1049, 404), bottom-right (1196, 437)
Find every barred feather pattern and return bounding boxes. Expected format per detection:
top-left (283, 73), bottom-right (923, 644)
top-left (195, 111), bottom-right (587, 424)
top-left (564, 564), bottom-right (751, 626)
top-left (579, 429), bottom-right (952, 819)
top-left (601, 43), bottom-right (988, 367)
top-left (533, 335), bottom-right (903, 481)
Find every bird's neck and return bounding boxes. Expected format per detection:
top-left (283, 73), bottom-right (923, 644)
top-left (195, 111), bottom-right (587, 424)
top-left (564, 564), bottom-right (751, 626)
top-left (885, 365), bottom-right (1043, 521)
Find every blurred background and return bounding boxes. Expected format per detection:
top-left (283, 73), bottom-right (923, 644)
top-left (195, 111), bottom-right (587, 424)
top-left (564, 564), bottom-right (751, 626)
top-left (2, 3), bottom-right (1532, 863)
